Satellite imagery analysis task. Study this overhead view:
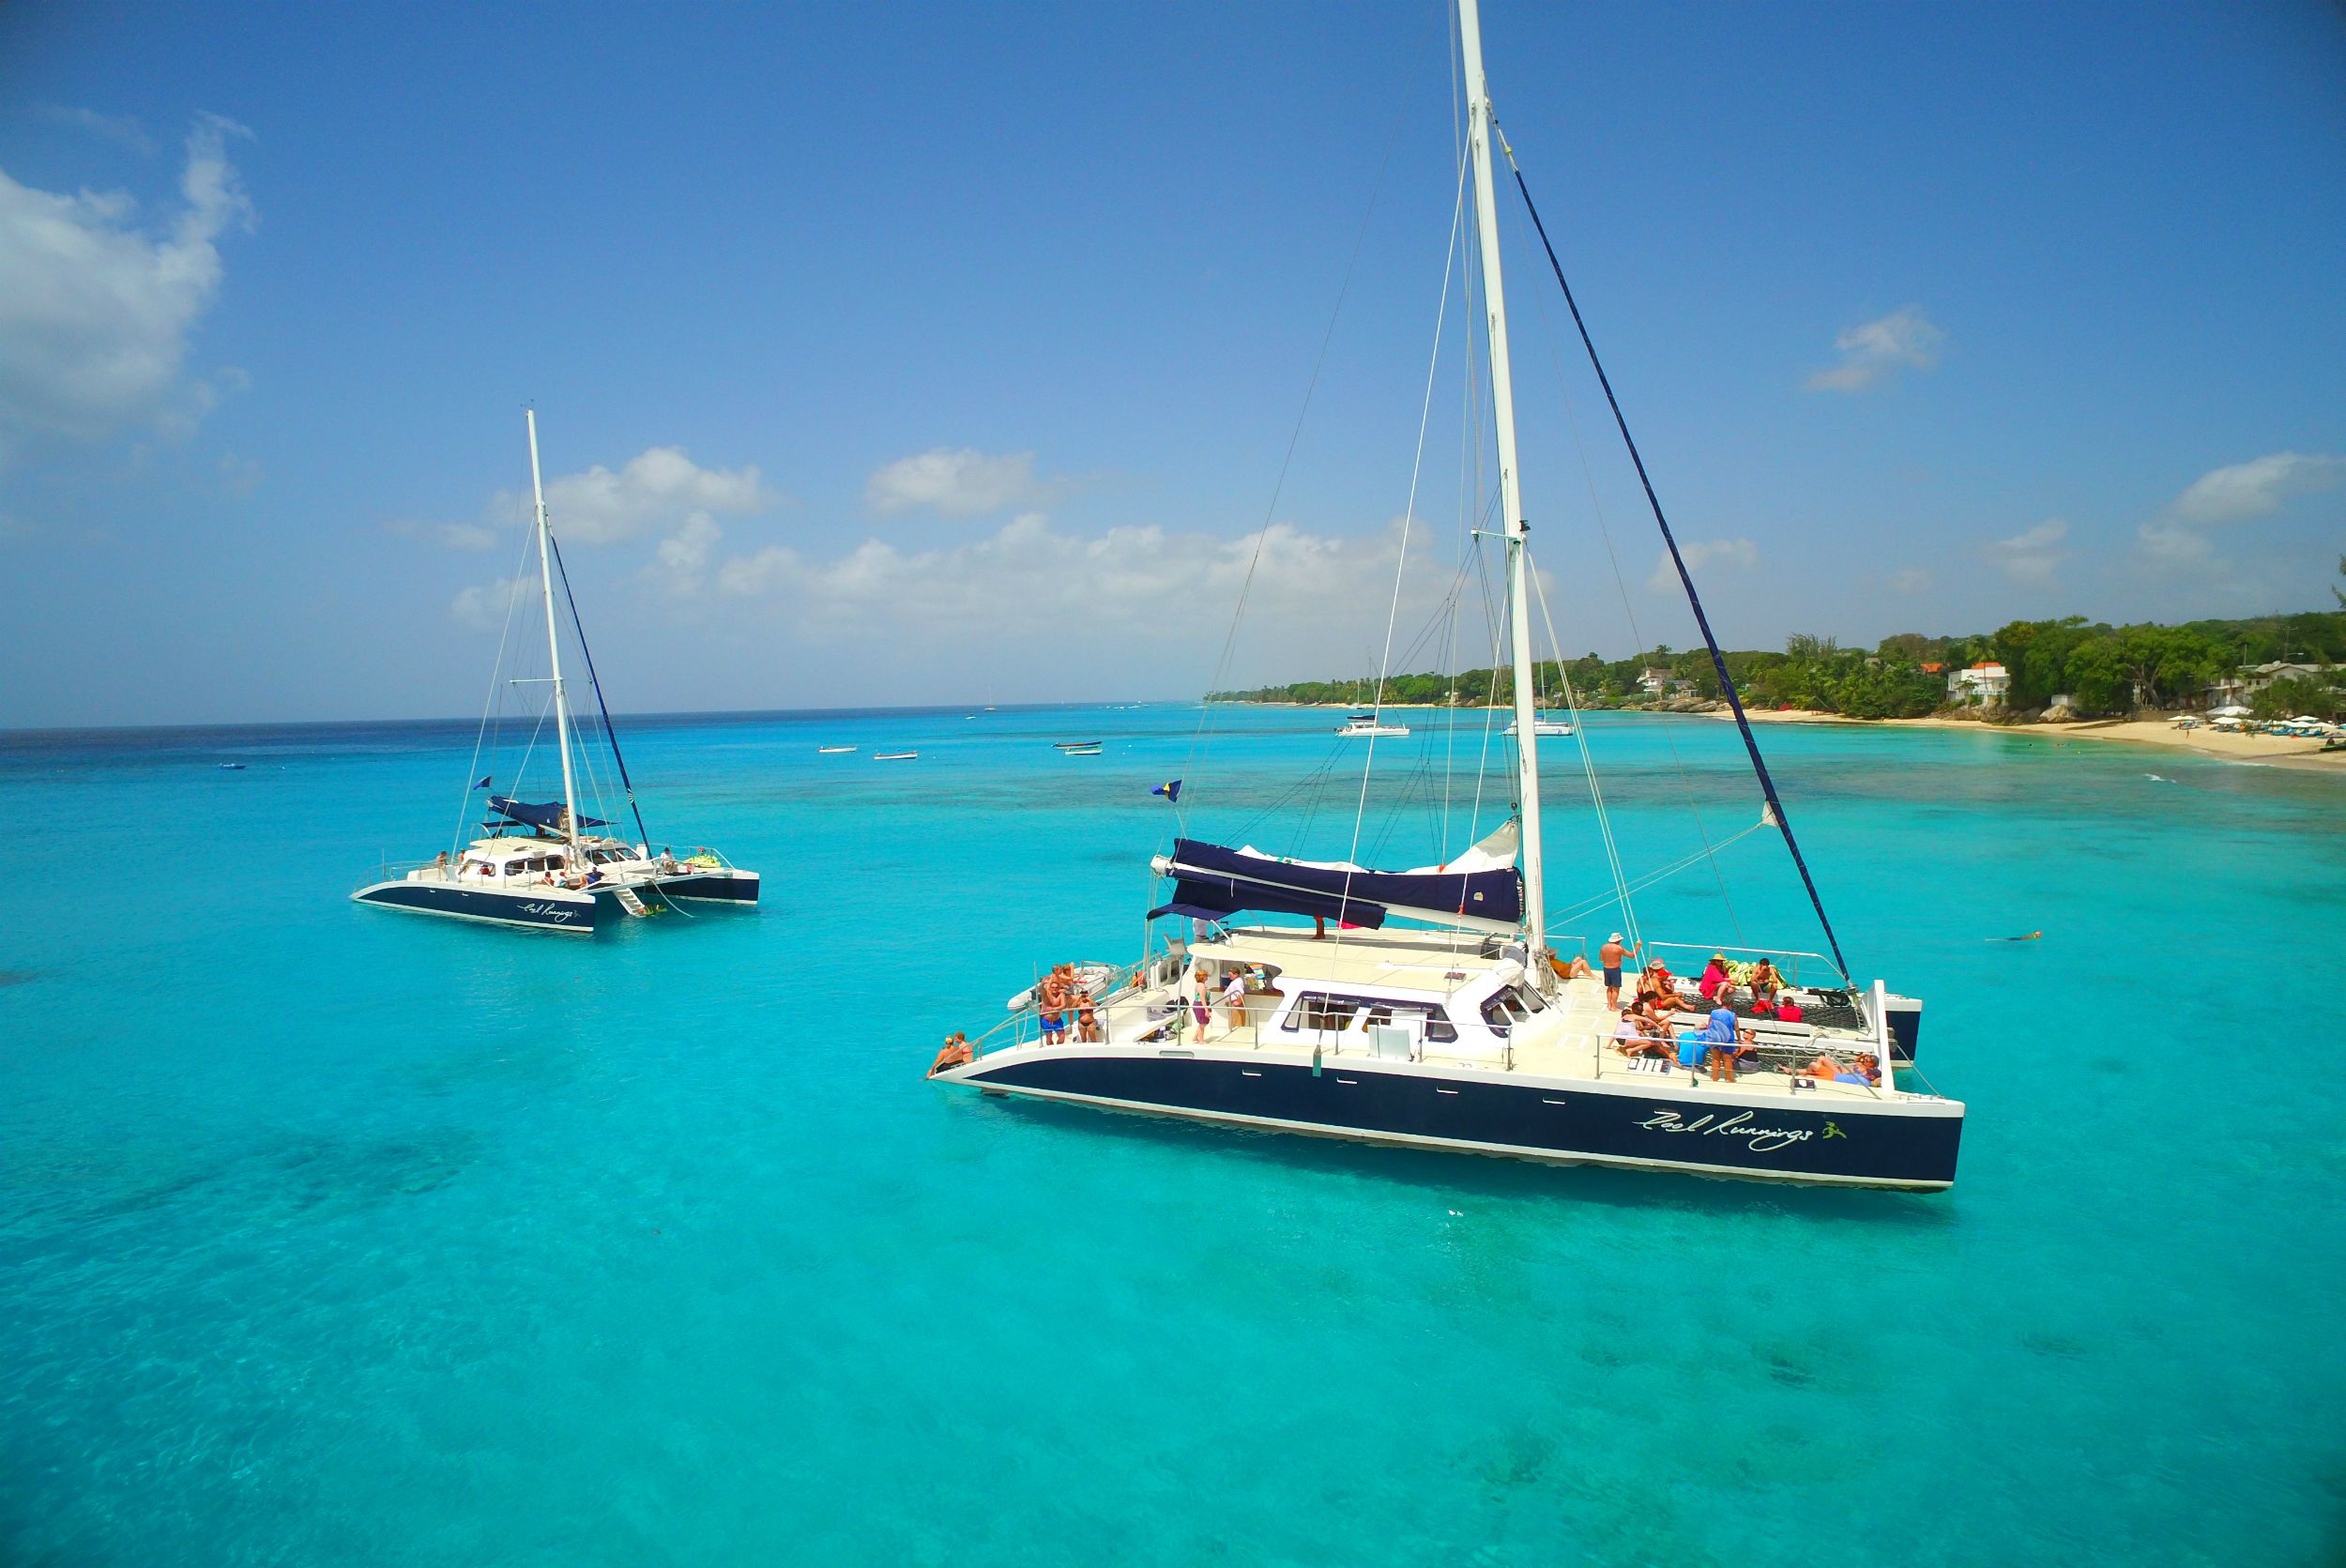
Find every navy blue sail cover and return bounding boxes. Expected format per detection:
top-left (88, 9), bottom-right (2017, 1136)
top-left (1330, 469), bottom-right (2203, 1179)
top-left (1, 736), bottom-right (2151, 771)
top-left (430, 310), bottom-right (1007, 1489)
top-left (488, 796), bottom-right (610, 832)
top-left (1149, 838), bottom-right (1522, 930)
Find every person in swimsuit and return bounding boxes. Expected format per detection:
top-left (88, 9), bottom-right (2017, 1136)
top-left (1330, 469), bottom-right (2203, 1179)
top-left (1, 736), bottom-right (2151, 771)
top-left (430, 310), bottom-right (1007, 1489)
top-left (1191, 965), bottom-right (1213, 1036)
top-left (1805, 1050), bottom-right (1880, 1087)
top-left (1074, 986), bottom-right (1100, 1044)
top-left (1747, 958), bottom-right (1784, 1005)
top-left (1598, 933), bottom-right (1639, 1008)
top-left (1697, 953), bottom-right (1731, 1005)
top-left (1037, 971), bottom-right (1068, 1045)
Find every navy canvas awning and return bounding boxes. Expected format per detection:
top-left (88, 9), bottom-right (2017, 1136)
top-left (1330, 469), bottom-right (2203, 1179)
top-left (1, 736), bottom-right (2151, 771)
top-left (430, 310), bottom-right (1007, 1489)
top-left (1150, 830), bottom-right (1522, 934)
top-left (487, 796), bottom-right (609, 832)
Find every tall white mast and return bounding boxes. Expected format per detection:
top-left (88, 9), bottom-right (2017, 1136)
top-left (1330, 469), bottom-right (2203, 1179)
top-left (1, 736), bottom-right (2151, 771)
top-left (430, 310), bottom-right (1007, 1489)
top-left (526, 409), bottom-right (581, 857)
top-left (1458, 0), bottom-right (1546, 969)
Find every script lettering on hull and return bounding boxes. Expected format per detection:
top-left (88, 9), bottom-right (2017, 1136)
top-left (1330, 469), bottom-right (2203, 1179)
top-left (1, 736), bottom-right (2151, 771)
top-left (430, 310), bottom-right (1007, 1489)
top-left (1638, 1107), bottom-right (1815, 1155)
top-left (518, 903), bottom-right (578, 922)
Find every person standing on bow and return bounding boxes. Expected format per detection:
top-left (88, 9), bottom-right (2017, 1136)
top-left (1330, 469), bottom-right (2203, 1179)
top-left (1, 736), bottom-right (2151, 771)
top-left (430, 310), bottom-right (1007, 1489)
top-left (1599, 933), bottom-right (1639, 1009)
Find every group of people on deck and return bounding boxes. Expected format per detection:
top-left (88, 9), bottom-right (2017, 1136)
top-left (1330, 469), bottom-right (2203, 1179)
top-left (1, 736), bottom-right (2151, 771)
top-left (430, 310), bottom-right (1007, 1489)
top-left (1035, 964), bottom-right (1102, 1046)
top-left (1601, 940), bottom-right (1875, 1087)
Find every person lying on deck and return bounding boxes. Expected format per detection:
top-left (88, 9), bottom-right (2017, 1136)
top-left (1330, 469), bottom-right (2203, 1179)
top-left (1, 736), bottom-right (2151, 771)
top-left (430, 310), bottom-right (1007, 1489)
top-left (1805, 1051), bottom-right (1881, 1088)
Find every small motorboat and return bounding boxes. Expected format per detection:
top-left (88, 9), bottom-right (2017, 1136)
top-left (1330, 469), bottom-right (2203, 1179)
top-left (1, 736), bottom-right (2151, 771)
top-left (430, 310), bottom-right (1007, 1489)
top-left (217, 762), bottom-right (247, 770)
top-left (874, 751), bottom-right (918, 761)
top-left (1052, 739), bottom-right (1103, 750)
top-left (1061, 744), bottom-right (1104, 757)
top-left (817, 745), bottom-right (856, 754)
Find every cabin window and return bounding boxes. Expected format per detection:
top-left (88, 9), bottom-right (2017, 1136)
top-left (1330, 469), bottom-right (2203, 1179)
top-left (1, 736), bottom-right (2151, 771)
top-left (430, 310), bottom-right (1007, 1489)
top-left (1364, 1002), bottom-right (1458, 1044)
top-left (1480, 992), bottom-right (1531, 1037)
top-left (1509, 982), bottom-right (1547, 1013)
top-left (1280, 993), bottom-right (1373, 1033)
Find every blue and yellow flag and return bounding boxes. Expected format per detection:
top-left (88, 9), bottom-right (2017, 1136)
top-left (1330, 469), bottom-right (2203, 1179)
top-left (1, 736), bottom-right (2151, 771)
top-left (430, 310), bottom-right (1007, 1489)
top-left (1150, 780), bottom-right (1182, 803)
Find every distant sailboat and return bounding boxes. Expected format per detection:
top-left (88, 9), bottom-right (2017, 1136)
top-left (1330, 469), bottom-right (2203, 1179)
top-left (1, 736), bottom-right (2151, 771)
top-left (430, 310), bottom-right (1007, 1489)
top-left (351, 412), bottom-right (760, 934)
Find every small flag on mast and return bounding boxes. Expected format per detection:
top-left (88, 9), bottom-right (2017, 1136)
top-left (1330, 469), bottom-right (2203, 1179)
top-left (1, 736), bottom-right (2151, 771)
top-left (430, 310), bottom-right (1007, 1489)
top-left (473, 776), bottom-right (492, 789)
top-left (1150, 780), bottom-right (1181, 803)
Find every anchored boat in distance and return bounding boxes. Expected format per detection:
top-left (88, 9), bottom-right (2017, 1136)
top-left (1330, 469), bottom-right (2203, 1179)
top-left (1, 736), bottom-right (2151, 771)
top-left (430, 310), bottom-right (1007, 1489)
top-left (351, 412), bottom-right (758, 934)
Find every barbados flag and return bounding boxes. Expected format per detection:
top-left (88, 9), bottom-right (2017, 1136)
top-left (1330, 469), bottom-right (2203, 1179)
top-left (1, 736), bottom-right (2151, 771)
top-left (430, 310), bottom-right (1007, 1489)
top-left (1150, 780), bottom-right (1181, 803)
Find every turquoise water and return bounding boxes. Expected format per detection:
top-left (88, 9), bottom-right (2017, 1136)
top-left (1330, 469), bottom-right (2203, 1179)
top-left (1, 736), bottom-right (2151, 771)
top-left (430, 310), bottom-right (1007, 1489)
top-left (4, 705), bottom-right (2341, 1564)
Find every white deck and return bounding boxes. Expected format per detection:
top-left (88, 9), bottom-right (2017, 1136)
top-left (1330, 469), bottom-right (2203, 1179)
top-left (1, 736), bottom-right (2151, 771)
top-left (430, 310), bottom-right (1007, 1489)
top-left (1006, 924), bottom-right (1923, 1109)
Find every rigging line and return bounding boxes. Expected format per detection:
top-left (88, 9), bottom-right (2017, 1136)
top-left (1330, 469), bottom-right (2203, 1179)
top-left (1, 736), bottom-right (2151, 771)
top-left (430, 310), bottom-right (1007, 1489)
top-left (1504, 167), bottom-right (1741, 942)
top-left (548, 531), bottom-right (654, 855)
top-left (1546, 818), bottom-right (1772, 927)
top-left (1336, 138), bottom-right (1471, 950)
top-left (1497, 131), bottom-right (1856, 976)
top-left (1182, 27), bottom-right (1436, 805)
top-left (1531, 556), bottom-right (1640, 953)
top-left (452, 524), bottom-right (540, 857)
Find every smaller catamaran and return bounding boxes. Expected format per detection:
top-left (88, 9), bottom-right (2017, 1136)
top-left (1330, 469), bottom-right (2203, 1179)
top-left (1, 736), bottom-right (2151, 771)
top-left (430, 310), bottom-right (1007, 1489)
top-left (352, 412), bottom-right (758, 934)
top-left (1336, 712), bottom-right (1410, 738)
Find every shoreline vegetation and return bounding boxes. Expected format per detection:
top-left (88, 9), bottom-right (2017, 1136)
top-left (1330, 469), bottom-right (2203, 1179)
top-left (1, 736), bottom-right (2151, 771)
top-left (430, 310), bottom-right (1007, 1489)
top-left (1211, 602), bottom-right (2346, 776)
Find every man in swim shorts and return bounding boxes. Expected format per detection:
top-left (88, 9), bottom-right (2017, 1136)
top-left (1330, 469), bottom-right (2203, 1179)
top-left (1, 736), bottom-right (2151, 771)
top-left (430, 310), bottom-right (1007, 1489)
top-left (1598, 933), bottom-right (1638, 1008)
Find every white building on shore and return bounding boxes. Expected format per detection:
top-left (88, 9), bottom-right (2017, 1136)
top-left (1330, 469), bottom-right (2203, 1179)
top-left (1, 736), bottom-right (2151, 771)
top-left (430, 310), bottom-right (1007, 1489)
top-left (1948, 662), bottom-right (2010, 707)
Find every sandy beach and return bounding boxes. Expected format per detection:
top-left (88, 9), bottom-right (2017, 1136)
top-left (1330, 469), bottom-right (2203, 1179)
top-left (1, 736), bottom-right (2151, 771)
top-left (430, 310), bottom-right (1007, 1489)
top-left (1728, 708), bottom-right (2346, 774)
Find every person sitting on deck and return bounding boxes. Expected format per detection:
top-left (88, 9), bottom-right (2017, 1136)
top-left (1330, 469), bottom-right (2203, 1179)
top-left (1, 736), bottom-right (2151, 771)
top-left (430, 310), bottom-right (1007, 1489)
top-left (1775, 995), bottom-right (1805, 1025)
top-left (1697, 954), bottom-right (1732, 1004)
top-left (1635, 962), bottom-right (1679, 1012)
top-left (1804, 1050), bottom-right (1881, 1088)
top-left (657, 846), bottom-right (680, 873)
top-left (1612, 1010), bottom-right (1670, 1060)
top-left (1748, 958), bottom-right (1784, 1005)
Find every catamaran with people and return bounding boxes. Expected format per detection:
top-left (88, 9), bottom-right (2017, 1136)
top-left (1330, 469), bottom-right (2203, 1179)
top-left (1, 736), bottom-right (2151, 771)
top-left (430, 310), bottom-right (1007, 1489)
top-left (927, 0), bottom-right (1960, 1190)
top-left (351, 412), bottom-right (759, 934)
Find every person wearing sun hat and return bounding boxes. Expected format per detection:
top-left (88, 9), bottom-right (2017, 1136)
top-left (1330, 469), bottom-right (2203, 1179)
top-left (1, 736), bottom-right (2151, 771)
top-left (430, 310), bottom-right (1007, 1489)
top-left (1598, 931), bottom-right (1638, 1008)
top-left (1697, 951), bottom-right (1732, 1004)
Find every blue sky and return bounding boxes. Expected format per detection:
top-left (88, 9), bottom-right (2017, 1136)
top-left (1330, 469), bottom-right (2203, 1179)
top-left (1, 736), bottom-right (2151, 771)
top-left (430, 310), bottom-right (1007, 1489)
top-left (2, 0), bottom-right (2341, 726)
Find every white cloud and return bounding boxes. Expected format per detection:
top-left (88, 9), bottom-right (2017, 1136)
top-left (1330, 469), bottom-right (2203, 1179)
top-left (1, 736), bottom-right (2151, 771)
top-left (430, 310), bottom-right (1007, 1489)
top-left (1887, 568), bottom-right (1930, 595)
top-left (0, 114), bottom-right (252, 445)
top-left (650, 511), bottom-right (723, 595)
top-left (449, 577), bottom-right (526, 631)
top-left (2135, 452), bottom-right (2346, 571)
top-left (1805, 306), bottom-right (1943, 393)
top-left (1648, 538), bottom-right (1758, 592)
top-left (484, 445), bottom-right (774, 545)
top-left (705, 511), bottom-right (1442, 677)
top-left (2168, 451), bottom-right (2346, 525)
top-left (1986, 518), bottom-right (2067, 586)
top-left (37, 105), bottom-right (156, 154)
top-left (864, 447), bottom-right (1065, 517)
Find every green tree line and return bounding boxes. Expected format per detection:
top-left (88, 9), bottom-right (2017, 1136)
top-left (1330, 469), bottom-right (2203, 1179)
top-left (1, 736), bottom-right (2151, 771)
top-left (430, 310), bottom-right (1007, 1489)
top-left (1213, 607), bottom-right (2346, 722)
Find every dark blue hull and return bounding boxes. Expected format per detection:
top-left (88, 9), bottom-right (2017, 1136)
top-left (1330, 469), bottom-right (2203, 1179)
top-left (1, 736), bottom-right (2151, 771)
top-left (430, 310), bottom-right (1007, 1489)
top-left (950, 1050), bottom-right (1960, 1190)
top-left (351, 881), bottom-right (599, 933)
top-left (652, 871), bottom-right (759, 904)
